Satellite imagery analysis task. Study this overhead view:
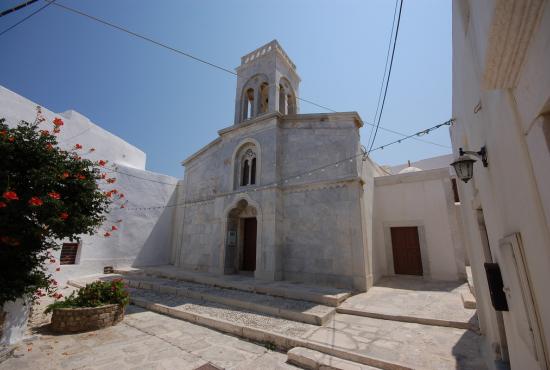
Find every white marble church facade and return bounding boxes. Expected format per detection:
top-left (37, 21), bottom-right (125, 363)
top-left (171, 41), bottom-right (377, 291)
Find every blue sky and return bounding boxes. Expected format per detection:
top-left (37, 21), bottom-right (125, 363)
top-left (0, 0), bottom-right (451, 177)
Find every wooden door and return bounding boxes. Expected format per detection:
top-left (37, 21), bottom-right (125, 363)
top-left (242, 218), bottom-right (257, 271)
top-left (390, 227), bottom-right (423, 276)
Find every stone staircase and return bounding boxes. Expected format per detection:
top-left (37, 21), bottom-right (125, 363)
top-left (68, 267), bottom-right (486, 370)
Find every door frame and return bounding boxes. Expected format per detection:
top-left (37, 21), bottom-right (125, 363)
top-left (383, 220), bottom-right (430, 277)
top-left (220, 194), bottom-right (263, 279)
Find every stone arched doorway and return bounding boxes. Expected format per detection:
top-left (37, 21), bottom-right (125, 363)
top-left (224, 199), bottom-right (259, 275)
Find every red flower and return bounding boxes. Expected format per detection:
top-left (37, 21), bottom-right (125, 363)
top-left (89, 148), bottom-right (96, 152)
top-left (100, 173), bottom-right (107, 179)
top-left (53, 117), bottom-right (64, 127)
top-left (62, 172), bottom-right (70, 179)
top-left (59, 212), bottom-right (69, 220)
top-left (118, 193), bottom-right (125, 199)
top-left (40, 130), bottom-right (50, 136)
top-left (111, 225), bottom-right (118, 231)
top-left (28, 197), bottom-right (43, 206)
top-left (53, 127), bottom-right (60, 134)
top-left (48, 192), bottom-right (61, 200)
top-left (0, 202), bottom-right (6, 208)
top-left (46, 143), bottom-right (53, 150)
top-left (0, 130), bottom-right (6, 136)
top-left (8, 137), bottom-right (14, 142)
top-left (3, 191), bottom-right (19, 201)
top-left (120, 204), bottom-right (125, 209)
top-left (56, 267), bottom-right (61, 272)
top-left (49, 259), bottom-right (56, 263)
top-left (104, 232), bottom-right (111, 237)
top-left (98, 160), bottom-right (107, 167)
top-left (76, 174), bottom-right (86, 180)
top-left (106, 178), bottom-right (116, 184)
top-left (74, 143), bottom-right (83, 150)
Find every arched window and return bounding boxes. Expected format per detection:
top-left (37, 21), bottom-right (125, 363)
top-left (287, 93), bottom-right (296, 114)
top-left (279, 84), bottom-right (287, 114)
top-left (244, 88), bottom-right (255, 120)
top-left (239, 147), bottom-right (257, 187)
top-left (259, 83), bottom-right (269, 114)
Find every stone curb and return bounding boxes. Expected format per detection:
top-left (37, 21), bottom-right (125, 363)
top-left (125, 277), bottom-right (335, 326)
top-left (287, 347), bottom-right (382, 370)
top-left (116, 268), bottom-right (350, 307)
top-left (130, 296), bottom-right (411, 370)
top-left (336, 307), bottom-right (477, 331)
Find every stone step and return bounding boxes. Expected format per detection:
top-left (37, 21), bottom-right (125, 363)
top-left (461, 290), bottom-right (477, 309)
top-left (129, 289), bottom-right (412, 370)
top-left (466, 266), bottom-right (475, 296)
top-left (124, 275), bottom-right (335, 326)
top-left (287, 347), bottom-right (383, 370)
top-left (114, 265), bottom-right (351, 307)
top-left (336, 306), bottom-right (477, 331)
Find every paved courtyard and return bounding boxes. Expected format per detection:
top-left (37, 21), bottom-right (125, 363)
top-left (0, 305), bottom-right (298, 370)
top-left (338, 276), bottom-right (478, 330)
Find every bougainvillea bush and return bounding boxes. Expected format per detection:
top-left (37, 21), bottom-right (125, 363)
top-left (0, 111), bottom-right (112, 306)
top-left (45, 279), bottom-right (129, 313)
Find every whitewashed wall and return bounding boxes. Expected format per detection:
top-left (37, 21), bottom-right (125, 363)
top-left (372, 168), bottom-right (466, 282)
top-left (0, 85), bottom-right (178, 344)
top-left (452, 1), bottom-right (550, 368)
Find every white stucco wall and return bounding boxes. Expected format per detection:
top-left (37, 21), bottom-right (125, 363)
top-left (452, 1), bottom-right (550, 368)
top-left (373, 168), bottom-right (466, 282)
top-left (1, 85), bottom-right (179, 344)
top-left (0, 86), bottom-right (146, 170)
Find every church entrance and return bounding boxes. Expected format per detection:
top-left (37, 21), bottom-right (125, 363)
top-left (241, 218), bottom-right (257, 271)
top-left (224, 199), bottom-right (259, 275)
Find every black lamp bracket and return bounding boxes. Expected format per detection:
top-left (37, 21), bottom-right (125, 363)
top-left (459, 146), bottom-right (488, 167)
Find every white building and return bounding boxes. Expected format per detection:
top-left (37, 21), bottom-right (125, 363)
top-left (451, 0), bottom-right (550, 369)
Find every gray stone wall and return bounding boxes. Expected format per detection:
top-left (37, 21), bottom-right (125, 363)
top-left (175, 112), bottom-right (368, 290)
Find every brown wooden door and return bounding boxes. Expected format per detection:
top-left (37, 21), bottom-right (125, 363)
top-left (242, 218), bottom-right (257, 271)
top-left (390, 227), bottom-right (423, 276)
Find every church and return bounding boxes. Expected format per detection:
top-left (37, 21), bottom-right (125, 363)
top-left (170, 40), bottom-right (466, 291)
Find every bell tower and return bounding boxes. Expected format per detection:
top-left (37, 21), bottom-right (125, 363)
top-left (234, 40), bottom-right (301, 124)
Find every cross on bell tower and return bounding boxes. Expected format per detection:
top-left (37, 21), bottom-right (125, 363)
top-left (234, 40), bottom-right (301, 124)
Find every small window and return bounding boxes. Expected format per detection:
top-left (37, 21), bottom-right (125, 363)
top-left (279, 84), bottom-right (287, 114)
top-left (259, 83), bottom-right (269, 114)
top-left (60, 243), bottom-right (79, 265)
top-left (244, 88), bottom-right (255, 120)
top-left (242, 160), bottom-right (250, 186)
top-left (451, 178), bottom-right (460, 203)
top-left (239, 148), bottom-right (257, 187)
top-left (251, 157), bottom-right (256, 185)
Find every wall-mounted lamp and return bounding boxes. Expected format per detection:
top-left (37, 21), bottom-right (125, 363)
top-left (450, 146), bottom-right (488, 183)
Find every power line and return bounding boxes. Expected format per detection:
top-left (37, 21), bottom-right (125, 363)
top-left (47, 1), bottom-right (448, 150)
top-left (0, 0), bottom-right (54, 37)
top-left (0, 0), bottom-right (39, 18)
top-left (368, 0), bottom-right (404, 153)
top-left (369, 118), bottom-right (453, 153)
top-left (367, 0), bottom-right (400, 148)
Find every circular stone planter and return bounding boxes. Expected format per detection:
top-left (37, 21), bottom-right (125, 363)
top-left (50, 304), bottom-right (125, 333)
